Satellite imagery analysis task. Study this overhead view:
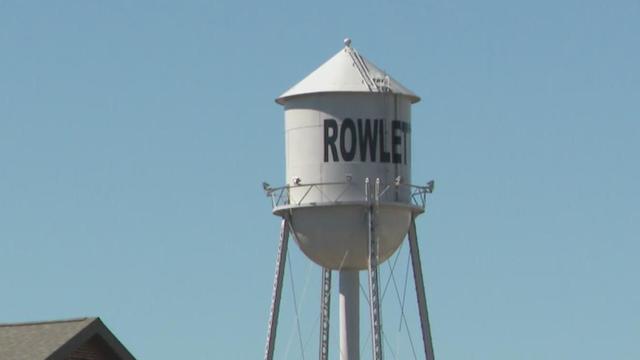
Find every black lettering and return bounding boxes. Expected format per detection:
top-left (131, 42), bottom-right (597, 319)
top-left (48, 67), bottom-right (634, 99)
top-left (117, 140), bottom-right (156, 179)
top-left (340, 118), bottom-right (357, 161)
top-left (402, 121), bottom-right (409, 165)
top-left (357, 118), bottom-right (378, 161)
top-left (324, 119), bottom-right (339, 162)
top-left (391, 120), bottom-right (402, 164)
top-left (379, 119), bottom-right (391, 163)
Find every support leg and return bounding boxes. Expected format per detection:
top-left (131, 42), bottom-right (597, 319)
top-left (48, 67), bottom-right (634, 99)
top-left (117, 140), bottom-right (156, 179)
top-left (264, 218), bottom-right (291, 360)
top-left (319, 267), bottom-right (332, 360)
top-left (408, 217), bottom-right (436, 360)
top-left (367, 204), bottom-right (383, 360)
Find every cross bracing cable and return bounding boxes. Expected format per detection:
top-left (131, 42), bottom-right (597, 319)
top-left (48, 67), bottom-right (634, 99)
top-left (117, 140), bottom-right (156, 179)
top-left (383, 330), bottom-right (399, 360)
top-left (284, 250), bottom-right (307, 360)
top-left (358, 243), bottom-right (419, 360)
top-left (381, 242), bottom-right (405, 302)
top-left (386, 255), bottom-right (419, 360)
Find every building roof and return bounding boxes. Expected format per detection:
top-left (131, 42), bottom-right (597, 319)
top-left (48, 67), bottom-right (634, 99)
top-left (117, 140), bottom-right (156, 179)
top-left (0, 317), bottom-right (135, 360)
top-left (276, 39), bottom-right (420, 105)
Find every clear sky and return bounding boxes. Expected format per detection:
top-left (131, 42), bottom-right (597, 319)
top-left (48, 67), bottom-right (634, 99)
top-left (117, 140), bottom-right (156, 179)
top-left (1, 1), bottom-right (639, 359)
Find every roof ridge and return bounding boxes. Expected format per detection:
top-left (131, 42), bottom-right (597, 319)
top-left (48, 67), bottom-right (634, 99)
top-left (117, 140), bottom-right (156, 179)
top-left (0, 317), bottom-right (95, 328)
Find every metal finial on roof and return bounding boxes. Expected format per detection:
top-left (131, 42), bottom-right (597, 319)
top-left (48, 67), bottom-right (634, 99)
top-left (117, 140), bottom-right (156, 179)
top-left (344, 38), bottom-right (352, 47)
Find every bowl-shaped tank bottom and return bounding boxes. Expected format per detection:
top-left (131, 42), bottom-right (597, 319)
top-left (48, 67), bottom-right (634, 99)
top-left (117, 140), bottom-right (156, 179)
top-left (285, 204), bottom-right (412, 270)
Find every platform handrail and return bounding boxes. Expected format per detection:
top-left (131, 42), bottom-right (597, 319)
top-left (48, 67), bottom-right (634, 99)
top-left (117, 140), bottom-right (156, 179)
top-left (262, 179), bottom-right (434, 210)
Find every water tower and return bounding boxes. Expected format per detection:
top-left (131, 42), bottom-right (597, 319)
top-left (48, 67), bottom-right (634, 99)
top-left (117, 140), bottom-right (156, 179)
top-left (263, 39), bottom-right (435, 360)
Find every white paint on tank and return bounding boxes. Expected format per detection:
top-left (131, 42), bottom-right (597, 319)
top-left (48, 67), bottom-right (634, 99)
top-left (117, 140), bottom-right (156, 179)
top-left (275, 43), bottom-right (421, 270)
top-left (284, 93), bottom-right (412, 205)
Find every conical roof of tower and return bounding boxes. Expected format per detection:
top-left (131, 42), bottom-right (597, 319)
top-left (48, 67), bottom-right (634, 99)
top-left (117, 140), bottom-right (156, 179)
top-left (276, 40), bottom-right (420, 104)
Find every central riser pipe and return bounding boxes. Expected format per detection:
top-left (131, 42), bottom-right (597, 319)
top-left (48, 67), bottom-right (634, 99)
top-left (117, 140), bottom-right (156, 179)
top-left (339, 270), bottom-right (360, 360)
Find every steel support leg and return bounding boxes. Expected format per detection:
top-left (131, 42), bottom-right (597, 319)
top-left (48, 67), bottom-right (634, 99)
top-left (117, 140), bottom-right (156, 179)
top-left (367, 203), bottom-right (383, 360)
top-left (319, 267), bottom-right (332, 360)
top-left (408, 217), bottom-right (435, 360)
top-left (264, 218), bottom-right (291, 360)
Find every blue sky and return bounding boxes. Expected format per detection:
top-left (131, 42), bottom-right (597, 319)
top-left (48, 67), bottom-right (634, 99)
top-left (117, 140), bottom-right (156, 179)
top-left (1, 1), bottom-right (639, 359)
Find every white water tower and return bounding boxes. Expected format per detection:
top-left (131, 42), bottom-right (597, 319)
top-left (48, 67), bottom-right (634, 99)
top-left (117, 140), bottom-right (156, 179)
top-left (263, 39), bottom-right (436, 360)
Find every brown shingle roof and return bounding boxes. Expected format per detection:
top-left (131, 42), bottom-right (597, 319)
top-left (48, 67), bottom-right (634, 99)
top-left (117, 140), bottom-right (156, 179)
top-left (0, 317), bottom-right (135, 360)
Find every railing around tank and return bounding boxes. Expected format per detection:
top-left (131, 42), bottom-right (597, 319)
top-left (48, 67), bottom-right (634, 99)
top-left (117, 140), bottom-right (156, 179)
top-left (262, 179), bottom-right (434, 210)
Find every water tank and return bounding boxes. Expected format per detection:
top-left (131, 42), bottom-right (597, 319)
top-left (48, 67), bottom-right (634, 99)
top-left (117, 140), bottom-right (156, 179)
top-left (272, 41), bottom-right (422, 270)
